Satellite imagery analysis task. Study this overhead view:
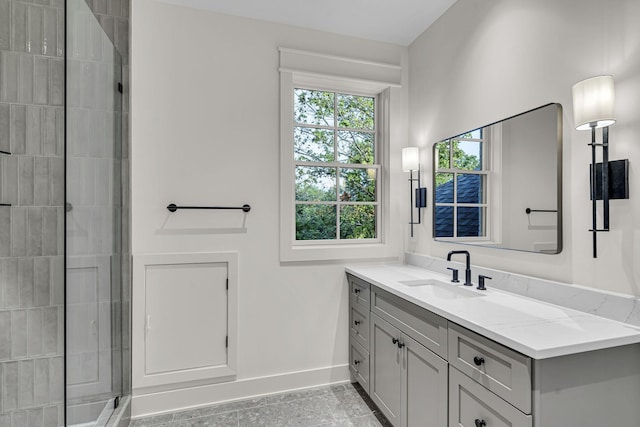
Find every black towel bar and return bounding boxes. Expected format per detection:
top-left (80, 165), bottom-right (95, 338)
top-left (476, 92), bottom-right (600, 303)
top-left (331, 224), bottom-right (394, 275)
top-left (525, 208), bottom-right (557, 214)
top-left (167, 203), bottom-right (251, 213)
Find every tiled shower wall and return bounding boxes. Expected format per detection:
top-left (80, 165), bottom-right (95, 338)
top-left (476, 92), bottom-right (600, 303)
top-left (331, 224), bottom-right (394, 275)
top-left (0, 0), bottom-right (130, 426)
top-left (0, 0), bottom-right (66, 426)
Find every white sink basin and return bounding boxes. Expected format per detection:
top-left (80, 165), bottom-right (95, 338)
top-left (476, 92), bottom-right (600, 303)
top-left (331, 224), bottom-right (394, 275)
top-left (398, 279), bottom-right (485, 299)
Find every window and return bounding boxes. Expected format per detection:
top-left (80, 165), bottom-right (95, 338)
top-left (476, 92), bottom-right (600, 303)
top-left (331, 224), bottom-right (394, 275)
top-left (434, 128), bottom-right (489, 240)
top-left (279, 47), bottom-right (401, 262)
top-left (293, 88), bottom-right (379, 242)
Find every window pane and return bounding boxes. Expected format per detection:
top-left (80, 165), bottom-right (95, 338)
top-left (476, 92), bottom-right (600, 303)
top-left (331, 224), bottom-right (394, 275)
top-left (339, 168), bottom-right (376, 202)
top-left (456, 174), bottom-right (484, 204)
top-left (436, 141), bottom-right (450, 169)
top-left (435, 173), bottom-right (454, 203)
top-left (296, 205), bottom-right (337, 240)
top-left (337, 131), bottom-right (374, 164)
top-left (457, 207), bottom-right (485, 237)
top-left (295, 166), bottom-right (336, 201)
top-left (340, 205), bottom-right (376, 239)
top-left (294, 127), bottom-right (334, 162)
top-left (294, 89), bottom-right (334, 126)
top-left (434, 206), bottom-right (454, 237)
top-left (337, 94), bottom-right (374, 130)
top-left (452, 139), bottom-right (482, 170)
top-left (468, 128), bottom-right (482, 139)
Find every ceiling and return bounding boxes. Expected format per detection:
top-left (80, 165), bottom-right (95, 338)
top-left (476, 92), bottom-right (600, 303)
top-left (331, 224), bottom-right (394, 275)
top-left (154, 0), bottom-right (458, 46)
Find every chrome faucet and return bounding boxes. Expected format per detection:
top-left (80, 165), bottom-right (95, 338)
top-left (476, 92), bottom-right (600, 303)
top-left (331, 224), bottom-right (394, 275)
top-left (446, 250), bottom-right (472, 286)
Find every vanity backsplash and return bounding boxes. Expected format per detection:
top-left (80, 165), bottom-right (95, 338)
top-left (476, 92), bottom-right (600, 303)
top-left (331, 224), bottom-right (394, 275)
top-left (406, 252), bottom-right (640, 328)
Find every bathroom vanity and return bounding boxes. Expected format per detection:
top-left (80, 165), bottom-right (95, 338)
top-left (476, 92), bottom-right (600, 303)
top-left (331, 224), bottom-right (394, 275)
top-left (347, 265), bottom-right (640, 427)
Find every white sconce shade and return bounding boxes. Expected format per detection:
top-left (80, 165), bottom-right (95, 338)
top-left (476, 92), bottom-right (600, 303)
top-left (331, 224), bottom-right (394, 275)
top-left (402, 147), bottom-right (420, 171)
top-left (572, 75), bottom-right (616, 131)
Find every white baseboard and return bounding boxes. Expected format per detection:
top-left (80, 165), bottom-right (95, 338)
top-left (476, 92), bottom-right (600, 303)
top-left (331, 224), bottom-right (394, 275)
top-left (131, 364), bottom-right (351, 419)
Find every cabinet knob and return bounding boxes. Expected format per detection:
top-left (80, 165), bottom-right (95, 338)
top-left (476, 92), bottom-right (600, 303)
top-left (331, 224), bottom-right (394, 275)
top-left (354, 320), bottom-right (361, 326)
top-left (397, 341), bottom-right (405, 349)
top-left (474, 419), bottom-right (486, 427)
top-left (473, 356), bottom-right (485, 366)
top-left (392, 338), bottom-right (399, 345)
top-left (354, 288), bottom-right (361, 294)
top-left (354, 359), bottom-right (361, 365)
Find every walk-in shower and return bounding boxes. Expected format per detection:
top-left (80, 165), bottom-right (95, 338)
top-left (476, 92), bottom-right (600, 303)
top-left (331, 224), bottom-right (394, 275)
top-left (0, 1), bottom-right (129, 425)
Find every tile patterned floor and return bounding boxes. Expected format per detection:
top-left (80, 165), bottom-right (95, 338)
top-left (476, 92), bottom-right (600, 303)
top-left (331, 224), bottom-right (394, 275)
top-left (129, 383), bottom-right (392, 427)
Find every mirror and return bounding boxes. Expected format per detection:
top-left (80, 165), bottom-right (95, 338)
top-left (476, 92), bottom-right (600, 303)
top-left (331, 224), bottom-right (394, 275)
top-left (432, 103), bottom-right (562, 254)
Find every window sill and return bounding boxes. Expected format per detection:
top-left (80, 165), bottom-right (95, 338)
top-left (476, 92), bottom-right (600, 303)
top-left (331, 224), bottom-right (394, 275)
top-left (280, 241), bottom-right (398, 263)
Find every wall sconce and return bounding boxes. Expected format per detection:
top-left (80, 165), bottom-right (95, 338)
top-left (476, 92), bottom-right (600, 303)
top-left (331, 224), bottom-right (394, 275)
top-left (572, 75), bottom-right (629, 258)
top-left (402, 147), bottom-right (427, 237)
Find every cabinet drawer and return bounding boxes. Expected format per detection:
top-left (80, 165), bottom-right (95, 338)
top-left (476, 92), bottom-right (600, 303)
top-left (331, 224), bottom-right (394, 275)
top-left (372, 286), bottom-right (448, 359)
top-left (348, 273), bottom-right (371, 309)
top-left (350, 340), bottom-right (370, 393)
top-left (350, 303), bottom-right (370, 350)
top-left (449, 367), bottom-right (531, 427)
top-left (448, 323), bottom-right (531, 414)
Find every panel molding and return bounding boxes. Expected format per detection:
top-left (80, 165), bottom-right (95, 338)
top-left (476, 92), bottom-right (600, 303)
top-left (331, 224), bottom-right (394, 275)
top-left (132, 252), bottom-right (238, 389)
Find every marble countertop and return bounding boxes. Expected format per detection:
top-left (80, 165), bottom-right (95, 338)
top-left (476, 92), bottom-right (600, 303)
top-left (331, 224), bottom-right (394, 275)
top-left (346, 263), bottom-right (640, 359)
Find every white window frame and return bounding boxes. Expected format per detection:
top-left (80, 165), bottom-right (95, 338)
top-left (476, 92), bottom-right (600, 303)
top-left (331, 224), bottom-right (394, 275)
top-left (279, 48), bottom-right (401, 262)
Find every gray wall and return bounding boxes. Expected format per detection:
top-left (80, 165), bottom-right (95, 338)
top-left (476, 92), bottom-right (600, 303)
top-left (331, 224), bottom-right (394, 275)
top-left (0, 0), bottom-right (66, 425)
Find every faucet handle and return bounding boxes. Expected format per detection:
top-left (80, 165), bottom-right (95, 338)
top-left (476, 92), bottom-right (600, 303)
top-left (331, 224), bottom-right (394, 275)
top-left (477, 275), bottom-right (492, 291)
top-left (447, 267), bottom-right (460, 283)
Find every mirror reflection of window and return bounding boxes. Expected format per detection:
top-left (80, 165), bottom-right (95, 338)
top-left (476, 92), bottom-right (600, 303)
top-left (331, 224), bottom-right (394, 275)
top-left (434, 129), bottom-right (489, 239)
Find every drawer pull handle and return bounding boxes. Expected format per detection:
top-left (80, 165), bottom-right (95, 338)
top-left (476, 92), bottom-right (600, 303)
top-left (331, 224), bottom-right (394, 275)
top-left (354, 359), bottom-right (361, 365)
top-left (354, 320), bottom-right (361, 326)
top-left (392, 338), bottom-right (405, 349)
top-left (354, 288), bottom-right (361, 294)
top-left (473, 356), bottom-right (485, 366)
top-left (475, 420), bottom-right (486, 427)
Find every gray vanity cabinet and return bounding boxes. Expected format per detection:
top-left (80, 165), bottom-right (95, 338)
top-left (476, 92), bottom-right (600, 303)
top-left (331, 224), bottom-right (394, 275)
top-left (371, 314), bottom-right (448, 427)
top-left (347, 270), bottom-right (640, 427)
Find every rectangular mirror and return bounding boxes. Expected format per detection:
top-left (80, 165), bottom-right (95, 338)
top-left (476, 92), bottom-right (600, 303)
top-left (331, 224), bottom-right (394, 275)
top-left (432, 103), bottom-right (562, 254)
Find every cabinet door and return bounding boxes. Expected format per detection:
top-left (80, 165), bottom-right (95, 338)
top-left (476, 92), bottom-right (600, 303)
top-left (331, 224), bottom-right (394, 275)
top-left (403, 333), bottom-right (448, 427)
top-left (370, 314), bottom-right (402, 425)
top-left (133, 252), bottom-right (238, 389)
top-left (145, 262), bottom-right (228, 374)
top-left (449, 367), bottom-right (532, 427)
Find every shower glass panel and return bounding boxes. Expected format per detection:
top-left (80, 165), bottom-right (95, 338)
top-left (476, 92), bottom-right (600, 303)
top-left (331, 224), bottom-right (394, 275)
top-left (65, 0), bottom-right (124, 425)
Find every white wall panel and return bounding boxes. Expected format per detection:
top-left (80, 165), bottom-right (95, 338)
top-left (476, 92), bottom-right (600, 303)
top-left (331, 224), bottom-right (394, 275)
top-left (132, 252), bottom-right (238, 391)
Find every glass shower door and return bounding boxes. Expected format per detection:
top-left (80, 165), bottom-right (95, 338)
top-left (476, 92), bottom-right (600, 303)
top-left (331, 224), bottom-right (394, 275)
top-left (65, 0), bottom-right (124, 425)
